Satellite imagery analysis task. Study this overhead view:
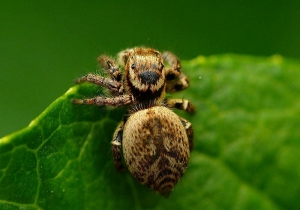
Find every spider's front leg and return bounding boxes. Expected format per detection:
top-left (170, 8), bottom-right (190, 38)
top-left (162, 51), bottom-right (181, 78)
top-left (75, 54), bottom-right (124, 95)
top-left (72, 95), bottom-right (132, 106)
top-left (97, 55), bottom-right (122, 82)
top-left (163, 52), bottom-right (189, 92)
top-left (75, 74), bottom-right (123, 95)
top-left (117, 48), bottom-right (133, 66)
top-left (111, 121), bottom-right (125, 171)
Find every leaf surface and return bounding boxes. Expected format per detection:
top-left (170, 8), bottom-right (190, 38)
top-left (1, 54), bottom-right (300, 210)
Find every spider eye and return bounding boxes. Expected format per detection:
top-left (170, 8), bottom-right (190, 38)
top-left (131, 63), bottom-right (136, 70)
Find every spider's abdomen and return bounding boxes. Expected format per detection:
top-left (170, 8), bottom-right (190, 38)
top-left (122, 106), bottom-right (190, 196)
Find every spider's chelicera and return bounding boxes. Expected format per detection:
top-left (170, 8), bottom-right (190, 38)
top-left (72, 47), bottom-right (195, 196)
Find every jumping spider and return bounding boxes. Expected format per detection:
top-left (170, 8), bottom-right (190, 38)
top-left (72, 47), bottom-right (195, 196)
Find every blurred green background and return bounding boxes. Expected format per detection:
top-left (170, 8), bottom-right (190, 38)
top-left (1, 1), bottom-right (300, 137)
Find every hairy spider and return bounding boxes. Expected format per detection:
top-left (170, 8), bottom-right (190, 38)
top-left (72, 47), bottom-right (195, 196)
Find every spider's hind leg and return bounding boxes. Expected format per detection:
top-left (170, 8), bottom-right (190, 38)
top-left (166, 98), bottom-right (195, 151)
top-left (180, 117), bottom-right (194, 151)
top-left (111, 121), bottom-right (125, 171)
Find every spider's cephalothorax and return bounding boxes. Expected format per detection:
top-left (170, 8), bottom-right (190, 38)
top-left (122, 48), bottom-right (166, 101)
top-left (72, 47), bottom-right (195, 196)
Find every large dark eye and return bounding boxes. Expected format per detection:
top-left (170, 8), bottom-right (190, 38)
top-left (131, 63), bottom-right (136, 69)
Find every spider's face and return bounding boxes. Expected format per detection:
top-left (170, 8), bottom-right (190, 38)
top-left (126, 48), bottom-right (166, 93)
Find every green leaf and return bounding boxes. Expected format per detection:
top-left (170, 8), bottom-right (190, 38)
top-left (1, 54), bottom-right (300, 210)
